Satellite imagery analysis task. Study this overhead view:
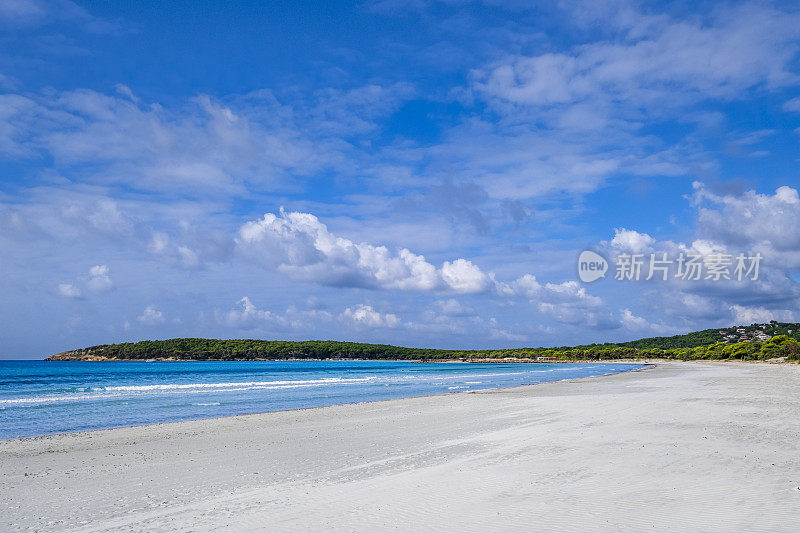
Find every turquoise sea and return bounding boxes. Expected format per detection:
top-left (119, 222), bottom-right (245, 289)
top-left (0, 360), bottom-right (643, 439)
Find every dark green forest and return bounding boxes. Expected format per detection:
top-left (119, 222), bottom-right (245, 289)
top-left (47, 322), bottom-right (800, 362)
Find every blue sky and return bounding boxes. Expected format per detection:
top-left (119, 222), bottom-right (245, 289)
top-left (1, 0), bottom-right (799, 358)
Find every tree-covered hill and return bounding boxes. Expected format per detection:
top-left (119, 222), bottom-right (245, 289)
top-left (620, 321), bottom-right (800, 349)
top-left (46, 322), bottom-right (800, 362)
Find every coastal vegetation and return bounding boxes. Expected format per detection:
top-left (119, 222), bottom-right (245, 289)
top-left (46, 322), bottom-right (800, 362)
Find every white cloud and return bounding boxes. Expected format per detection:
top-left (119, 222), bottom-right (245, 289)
top-left (57, 264), bottom-right (112, 298)
top-left (442, 1), bottom-right (800, 212)
top-left (609, 228), bottom-right (656, 254)
top-left (495, 273), bottom-right (614, 329)
top-left (499, 275), bottom-right (603, 306)
top-left (0, 187), bottom-right (234, 279)
top-left (542, 280), bottom-right (603, 306)
top-left (341, 304), bottom-right (401, 328)
top-left (216, 297), bottom-right (339, 331)
top-left (596, 183), bottom-right (800, 325)
top-left (440, 258), bottom-right (489, 293)
top-left (176, 246), bottom-right (200, 269)
top-left (504, 277), bottom-right (612, 328)
top-left (730, 305), bottom-right (796, 325)
top-left (57, 283), bottom-right (81, 298)
top-left (137, 305), bottom-right (165, 326)
top-left (658, 293), bottom-right (727, 321)
top-left (487, 317), bottom-right (527, 342)
top-left (537, 301), bottom-right (617, 329)
top-left (0, 0), bottom-right (111, 31)
top-left (3, 2), bottom-right (799, 353)
top-left (143, 220), bottom-right (228, 270)
top-left (0, 84), bottom-right (413, 196)
top-left (434, 298), bottom-right (475, 317)
top-left (693, 183), bottom-right (800, 268)
top-left (497, 274), bottom-right (540, 298)
top-left (783, 97), bottom-right (800, 113)
top-left (474, 4), bottom-right (800, 109)
top-left (237, 209), bottom-right (487, 293)
top-left (0, 0), bottom-right (47, 25)
top-left (60, 199), bottom-right (135, 239)
top-left (114, 84), bottom-right (139, 103)
top-left (421, 123), bottom-right (626, 201)
top-left (236, 210), bottom-right (615, 318)
top-left (620, 309), bottom-right (678, 335)
top-left (86, 264), bottom-right (113, 292)
top-left (620, 308), bottom-right (649, 330)
top-left (217, 297), bottom-right (286, 330)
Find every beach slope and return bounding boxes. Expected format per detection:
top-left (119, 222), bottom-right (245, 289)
top-left (2, 362), bottom-right (799, 532)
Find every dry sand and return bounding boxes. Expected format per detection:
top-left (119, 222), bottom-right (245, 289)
top-left (2, 361), bottom-right (800, 532)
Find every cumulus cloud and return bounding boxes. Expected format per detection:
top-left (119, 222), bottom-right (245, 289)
top-left (148, 232), bottom-right (203, 269)
top-left (137, 305), bottom-right (165, 326)
top-left (440, 259), bottom-right (489, 293)
top-left (211, 295), bottom-right (535, 342)
top-left (57, 283), bottom-right (81, 298)
top-left (215, 297), bottom-right (339, 332)
top-left (487, 317), bottom-right (527, 342)
top-left (341, 304), bottom-right (401, 329)
top-left (217, 298), bottom-right (406, 333)
top-left (237, 209), bottom-right (491, 293)
top-left (609, 228), bottom-right (656, 254)
top-left (730, 305), bottom-right (796, 325)
top-left (217, 296), bottom-right (286, 330)
top-left (693, 182), bottom-right (800, 268)
top-left (57, 264), bottom-right (113, 298)
top-left (656, 293), bottom-right (728, 322)
top-left (86, 264), bottom-right (113, 292)
top-left (537, 302), bottom-right (617, 329)
top-left (434, 298), bottom-right (475, 317)
top-left (0, 187), bottom-right (231, 272)
top-left (495, 274), bottom-right (612, 328)
top-left (620, 309), bottom-right (678, 335)
top-left (597, 183), bottom-right (800, 325)
top-left (5, 1), bottom-right (800, 353)
top-left (236, 209), bottom-right (614, 328)
top-left (494, 274), bottom-right (613, 328)
top-left (60, 199), bottom-right (135, 239)
top-left (499, 275), bottom-right (603, 305)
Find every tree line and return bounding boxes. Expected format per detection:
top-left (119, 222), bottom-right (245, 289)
top-left (47, 327), bottom-right (800, 362)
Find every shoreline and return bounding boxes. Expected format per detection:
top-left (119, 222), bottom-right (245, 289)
top-left (42, 356), bottom-right (645, 362)
top-left (4, 361), bottom-right (800, 531)
top-left (1, 362), bottom-right (651, 443)
top-left (39, 355), bottom-right (799, 364)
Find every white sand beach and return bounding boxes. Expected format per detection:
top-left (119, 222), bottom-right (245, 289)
top-left (2, 361), bottom-right (800, 532)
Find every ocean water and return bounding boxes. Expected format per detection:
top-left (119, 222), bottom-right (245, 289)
top-left (0, 360), bottom-right (643, 439)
